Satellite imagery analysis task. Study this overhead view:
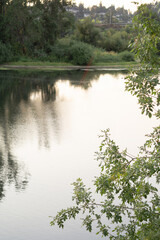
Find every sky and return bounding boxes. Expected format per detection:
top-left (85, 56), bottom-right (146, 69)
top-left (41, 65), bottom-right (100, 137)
top-left (75, 0), bottom-right (156, 12)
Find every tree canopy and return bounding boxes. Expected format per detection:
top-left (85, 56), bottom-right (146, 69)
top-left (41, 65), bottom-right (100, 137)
top-left (0, 0), bottom-right (74, 55)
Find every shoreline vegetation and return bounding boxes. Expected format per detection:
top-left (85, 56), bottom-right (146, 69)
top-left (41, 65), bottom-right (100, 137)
top-left (0, 46), bottom-right (137, 71)
top-left (0, 0), bottom-right (136, 73)
top-left (1, 1), bottom-right (159, 74)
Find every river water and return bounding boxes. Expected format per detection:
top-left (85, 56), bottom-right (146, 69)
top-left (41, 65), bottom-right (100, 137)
top-left (0, 70), bottom-right (157, 240)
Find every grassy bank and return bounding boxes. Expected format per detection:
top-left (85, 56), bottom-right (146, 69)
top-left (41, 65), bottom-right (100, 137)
top-left (0, 61), bottom-right (138, 71)
top-left (6, 61), bottom-right (73, 66)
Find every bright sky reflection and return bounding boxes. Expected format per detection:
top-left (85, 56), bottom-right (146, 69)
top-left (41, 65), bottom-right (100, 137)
top-left (30, 91), bottom-right (42, 101)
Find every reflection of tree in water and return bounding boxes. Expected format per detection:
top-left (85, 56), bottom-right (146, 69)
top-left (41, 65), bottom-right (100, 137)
top-left (0, 71), bottom-right (57, 104)
top-left (0, 69), bottom-right (124, 102)
top-left (0, 69), bottom-right (103, 146)
top-left (0, 69), bottom-right (125, 145)
top-left (0, 69), bottom-right (125, 199)
top-left (0, 101), bottom-right (29, 200)
top-left (0, 150), bottom-right (28, 201)
top-left (0, 69), bottom-right (126, 200)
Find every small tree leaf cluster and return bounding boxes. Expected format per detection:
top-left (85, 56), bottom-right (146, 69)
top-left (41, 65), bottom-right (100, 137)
top-left (126, 4), bottom-right (160, 118)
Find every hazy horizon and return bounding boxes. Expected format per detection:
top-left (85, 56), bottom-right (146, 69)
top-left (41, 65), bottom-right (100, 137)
top-left (74, 0), bottom-right (155, 12)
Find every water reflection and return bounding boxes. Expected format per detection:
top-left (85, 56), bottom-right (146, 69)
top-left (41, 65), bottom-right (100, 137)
top-left (0, 69), bottom-right (157, 240)
top-left (0, 150), bottom-right (28, 200)
top-left (0, 70), bottom-right (109, 200)
top-left (0, 69), bottom-right (110, 148)
top-left (0, 69), bottom-right (122, 103)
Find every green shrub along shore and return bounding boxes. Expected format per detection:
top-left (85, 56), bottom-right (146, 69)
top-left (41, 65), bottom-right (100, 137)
top-left (0, 40), bottom-right (135, 67)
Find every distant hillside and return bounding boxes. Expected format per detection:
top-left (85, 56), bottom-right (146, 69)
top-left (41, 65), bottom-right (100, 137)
top-left (66, 3), bottom-right (133, 24)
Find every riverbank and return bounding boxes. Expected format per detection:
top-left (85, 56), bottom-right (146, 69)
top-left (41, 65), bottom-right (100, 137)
top-left (0, 61), bottom-right (138, 71)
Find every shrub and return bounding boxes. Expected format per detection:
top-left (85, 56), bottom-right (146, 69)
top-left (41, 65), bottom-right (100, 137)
top-left (118, 51), bottom-right (135, 61)
top-left (104, 31), bottom-right (129, 53)
top-left (94, 50), bottom-right (135, 64)
top-left (50, 38), bottom-right (71, 62)
top-left (51, 39), bottom-right (95, 65)
top-left (32, 48), bottom-right (50, 61)
top-left (69, 41), bottom-right (94, 65)
top-left (0, 42), bottom-right (14, 63)
top-left (95, 52), bottom-right (117, 63)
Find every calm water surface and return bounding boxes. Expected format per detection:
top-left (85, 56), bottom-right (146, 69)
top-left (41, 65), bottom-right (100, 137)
top-left (0, 70), bottom-right (157, 240)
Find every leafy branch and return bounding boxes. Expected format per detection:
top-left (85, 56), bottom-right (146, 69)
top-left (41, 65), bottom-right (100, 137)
top-left (51, 127), bottom-right (160, 239)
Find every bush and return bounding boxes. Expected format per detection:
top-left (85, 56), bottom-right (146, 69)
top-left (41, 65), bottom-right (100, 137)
top-left (104, 31), bottom-right (129, 53)
top-left (94, 50), bottom-right (135, 64)
top-left (95, 51), bottom-right (117, 63)
top-left (0, 42), bottom-right (14, 63)
top-left (118, 51), bottom-right (135, 61)
top-left (33, 49), bottom-right (48, 61)
top-left (50, 39), bottom-right (70, 62)
top-left (74, 18), bottom-right (103, 47)
top-left (69, 41), bottom-right (94, 65)
top-left (50, 39), bottom-right (95, 65)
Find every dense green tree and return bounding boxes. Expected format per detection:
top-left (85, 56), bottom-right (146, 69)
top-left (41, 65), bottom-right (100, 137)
top-left (41, 0), bottom-right (68, 47)
top-left (74, 17), bottom-right (103, 47)
top-left (0, 0), bottom-right (72, 55)
top-left (3, 0), bottom-right (44, 54)
top-left (0, 0), bottom-right (8, 42)
top-left (98, 29), bottom-right (130, 52)
top-left (58, 11), bottom-right (75, 37)
top-left (50, 3), bottom-right (160, 239)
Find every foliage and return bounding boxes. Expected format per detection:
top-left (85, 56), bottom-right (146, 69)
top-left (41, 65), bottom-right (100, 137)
top-left (0, 42), bottom-right (14, 63)
top-left (118, 51), bottom-right (135, 62)
top-left (94, 51), bottom-right (116, 63)
top-left (0, 0), bottom-right (134, 62)
top-left (41, 0), bottom-right (73, 47)
top-left (69, 41), bottom-right (94, 65)
top-left (126, 3), bottom-right (160, 118)
top-left (74, 18), bottom-right (131, 53)
top-left (49, 38), bottom-right (72, 62)
top-left (94, 50), bottom-right (134, 63)
top-left (103, 30), bottom-right (130, 53)
top-left (0, 0), bottom-right (73, 55)
top-left (32, 49), bottom-right (48, 61)
top-left (50, 3), bottom-right (160, 239)
top-left (113, 31), bottom-right (129, 52)
top-left (51, 127), bottom-right (160, 239)
top-left (50, 39), bottom-right (94, 65)
top-left (74, 17), bottom-right (103, 47)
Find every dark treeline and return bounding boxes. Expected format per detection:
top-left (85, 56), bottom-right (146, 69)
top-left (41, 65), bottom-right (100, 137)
top-left (0, 0), bottom-right (160, 64)
top-left (0, 0), bottom-right (75, 60)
